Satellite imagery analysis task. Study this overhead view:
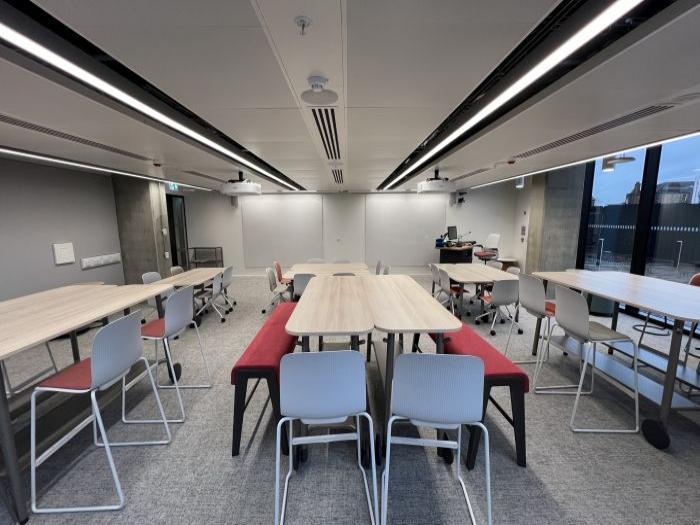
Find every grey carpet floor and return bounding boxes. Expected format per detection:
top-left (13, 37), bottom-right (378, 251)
top-left (1, 274), bottom-right (699, 524)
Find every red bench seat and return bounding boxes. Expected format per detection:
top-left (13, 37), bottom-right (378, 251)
top-left (231, 303), bottom-right (297, 456)
top-left (431, 325), bottom-right (527, 468)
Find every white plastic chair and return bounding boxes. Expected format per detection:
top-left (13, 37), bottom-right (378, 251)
top-left (292, 273), bottom-right (315, 299)
top-left (475, 279), bottom-right (519, 336)
top-left (170, 266), bottom-right (184, 276)
top-left (506, 274), bottom-right (554, 365)
top-left (485, 260), bottom-right (503, 270)
top-left (548, 285), bottom-right (640, 433)
top-left (30, 312), bottom-right (170, 514)
top-left (428, 263), bottom-right (441, 296)
top-left (275, 351), bottom-right (378, 525)
top-left (141, 271), bottom-right (171, 320)
top-left (195, 272), bottom-right (226, 322)
top-left (219, 265), bottom-right (236, 314)
top-left (436, 268), bottom-right (459, 314)
top-left (382, 353), bottom-right (491, 525)
top-left (506, 266), bottom-right (521, 276)
top-left (262, 267), bottom-right (290, 314)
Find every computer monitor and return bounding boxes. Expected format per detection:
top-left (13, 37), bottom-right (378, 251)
top-left (447, 225), bottom-right (458, 240)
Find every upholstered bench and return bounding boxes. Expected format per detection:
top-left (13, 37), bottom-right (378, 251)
top-left (231, 302), bottom-right (297, 456)
top-left (431, 325), bottom-right (528, 468)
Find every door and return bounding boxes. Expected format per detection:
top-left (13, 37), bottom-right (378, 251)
top-left (166, 194), bottom-right (189, 269)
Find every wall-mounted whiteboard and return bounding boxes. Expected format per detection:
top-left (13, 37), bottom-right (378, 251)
top-left (241, 194), bottom-right (323, 267)
top-left (365, 193), bottom-right (447, 266)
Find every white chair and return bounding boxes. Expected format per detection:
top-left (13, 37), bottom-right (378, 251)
top-left (219, 265), bottom-right (236, 314)
top-left (382, 266), bottom-right (391, 275)
top-left (275, 351), bottom-right (378, 525)
top-left (292, 273), bottom-right (315, 299)
top-left (382, 353), bottom-right (491, 525)
top-left (506, 274), bottom-right (555, 364)
top-left (475, 279), bottom-right (519, 336)
top-left (262, 267), bottom-right (290, 314)
top-left (474, 234), bottom-right (501, 264)
top-left (170, 266), bottom-right (184, 276)
top-left (435, 268), bottom-right (460, 314)
top-left (141, 271), bottom-right (172, 320)
top-left (485, 260), bottom-right (503, 270)
top-left (428, 263), bottom-right (441, 296)
top-left (375, 260), bottom-right (383, 275)
top-left (306, 258), bottom-right (326, 263)
top-left (30, 312), bottom-right (170, 514)
top-left (553, 285), bottom-right (640, 434)
top-left (334, 258), bottom-right (351, 263)
top-left (195, 272), bottom-right (226, 322)
top-left (506, 266), bottom-right (521, 276)
top-left (139, 286), bottom-right (212, 424)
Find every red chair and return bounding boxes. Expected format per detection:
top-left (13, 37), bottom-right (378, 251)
top-left (473, 233), bottom-right (501, 264)
top-left (274, 261), bottom-right (292, 286)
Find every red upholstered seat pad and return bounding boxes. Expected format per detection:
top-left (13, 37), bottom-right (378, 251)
top-left (40, 358), bottom-right (92, 390)
top-left (545, 301), bottom-right (556, 316)
top-left (231, 303), bottom-right (297, 385)
top-left (141, 318), bottom-right (165, 338)
top-left (474, 251), bottom-right (496, 258)
top-left (431, 325), bottom-right (529, 392)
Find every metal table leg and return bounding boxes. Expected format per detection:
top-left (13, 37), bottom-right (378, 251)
top-left (608, 302), bottom-right (620, 355)
top-left (69, 330), bottom-right (80, 363)
top-left (642, 318), bottom-right (683, 449)
top-left (0, 367), bottom-right (28, 523)
top-left (351, 335), bottom-right (360, 351)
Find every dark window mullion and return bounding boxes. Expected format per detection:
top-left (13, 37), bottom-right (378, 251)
top-left (576, 161), bottom-right (596, 269)
top-left (630, 146), bottom-right (661, 276)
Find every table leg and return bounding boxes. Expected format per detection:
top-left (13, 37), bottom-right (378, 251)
top-left (382, 333), bottom-right (396, 454)
top-left (351, 335), bottom-right (359, 351)
top-left (156, 294), bottom-right (165, 318)
top-left (69, 330), bottom-right (80, 363)
top-left (608, 301), bottom-right (620, 355)
top-left (0, 367), bottom-right (28, 524)
top-left (531, 318), bottom-right (542, 357)
top-left (642, 318), bottom-right (683, 450)
top-left (412, 333), bottom-right (420, 353)
top-left (301, 336), bottom-right (310, 352)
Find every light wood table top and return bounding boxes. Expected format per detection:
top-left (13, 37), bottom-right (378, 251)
top-left (0, 283), bottom-right (173, 360)
top-left (361, 275), bottom-right (462, 334)
top-left (436, 263), bottom-right (518, 284)
top-left (285, 276), bottom-right (374, 337)
top-left (157, 267), bottom-right (223, 287)
top-left (533, 270), bottom-right (700, 322)
top-left (283, 263), bottom-right (369, 280)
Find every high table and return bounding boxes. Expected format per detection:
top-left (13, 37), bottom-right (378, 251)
top-left (156, 267), bottom-right (224, 288)
top-left (533, 270), bottom-right (700, 449)
top-left (282, 262), bottom-right (369, 280)
top-left (436, 263), bottom-right (518, 318)
top-left (0, 283), bottom-right (172, 523)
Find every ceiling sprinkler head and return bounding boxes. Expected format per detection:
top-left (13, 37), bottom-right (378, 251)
top-left (294, 15), bottom-right (312, 35)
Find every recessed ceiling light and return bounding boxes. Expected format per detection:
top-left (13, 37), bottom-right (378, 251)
top-left (0, 20), bottom-right (299, 191)
top-left (0, 145), bottom-right (211, 191)
top-left (385, 0), bottom-right (645, 190)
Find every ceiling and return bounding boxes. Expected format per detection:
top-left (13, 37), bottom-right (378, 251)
top-left (1, 1), bottom-right (699, 192)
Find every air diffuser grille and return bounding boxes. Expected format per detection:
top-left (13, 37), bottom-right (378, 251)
top-left (332, 169), bottom-right (343, 184)
top-left (311, 108), bottom-right (340, 160)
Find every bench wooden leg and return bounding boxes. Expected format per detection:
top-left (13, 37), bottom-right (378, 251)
top-left (510, 381), bottom-right (527, 468)
top-left (466, 385), bottom-right (492, 470)
top-left (266, 376), bottom-right (288, 456)
top-left (231, 375), bottom-right (248, 457)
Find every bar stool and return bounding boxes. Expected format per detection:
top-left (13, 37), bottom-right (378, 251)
top-left (170, 266), bottom-right (184, 276)
top-left (275, 351), bottom-right (378, 525)
top-left (140, 286), bottom-right (212, 424)
top-left (382, 353), bottom-right (491, 525)
top-left (30, 312), bottom-right (170, 514)
top-left (505, 274), bottom-right (555, 364)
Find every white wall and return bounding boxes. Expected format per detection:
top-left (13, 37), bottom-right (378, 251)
top-left (184, 187), bottom-right (521, 273)
top-left (0, 158), bottom-right (124, 300)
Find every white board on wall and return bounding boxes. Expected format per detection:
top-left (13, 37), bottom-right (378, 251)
top-left (365, 193), bottom-right (447, 266)
top-left (323, 194), bottom-right (365, 263)
top-left (241, 194), bottom-right (323, 267)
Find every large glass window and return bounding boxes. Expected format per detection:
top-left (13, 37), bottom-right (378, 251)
top-left (583, 148), bottom-right (646, 272)
top-left (645, 135), bottom-right (700, 284)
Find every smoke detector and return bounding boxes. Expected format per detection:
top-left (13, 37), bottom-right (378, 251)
top-left (417, 168), bottom-right (455, 193)
top-left (221, 171), bottom-right (261, 196)
top-left (300, 75), bottom-right (338, 106)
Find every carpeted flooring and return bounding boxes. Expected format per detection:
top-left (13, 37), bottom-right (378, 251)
top-left (1, 273), bottom-right (699, 524)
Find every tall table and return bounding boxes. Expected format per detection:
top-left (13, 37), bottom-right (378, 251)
top-left (533, 270), bottom-right (700, 449)
top-left (0, 283), bottom-right (173, 523)
top-left (282, 262), bottom-right (369, 280)
top-left (156, 267), bottom-right (224, 288)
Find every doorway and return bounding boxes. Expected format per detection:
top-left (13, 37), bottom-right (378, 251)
top-left (166, 194), bottom-right (189, 269)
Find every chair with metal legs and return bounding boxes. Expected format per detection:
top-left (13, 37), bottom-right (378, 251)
top-left (139, 286), bottom-right (212, 424)
top-left (382, 353), bottom-right (492, 525)
top-left (428, 263), bottom-right (441, 296)
top-left (170, 266), bottom-right (184, 276)
top-left (195, 272), bottom-right (226, 323)
top-left (475, 279), bottom-right (519, 336)
top-left (218, 265), bottom-right (236, 314)
top-left (30, 311), bottom-right (170, 514)
top-left (553, 285), bottom-right (640, 433)
top-left (436, 268), bottom-right (460, 314)
top-left (263, 267), bottom-right (291, 314)
top-left (275, 351), bottom-right (378, 525)
top-left (141, 271), bottom-right (172, 321)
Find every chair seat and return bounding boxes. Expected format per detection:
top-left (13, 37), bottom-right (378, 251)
top-left (450, 285), bottom-right (462, 294)
top-left (39, 358), bottom-right (92, 391)
top-left (474, 251), bottom-right (497, 259)
top-left (479, 294), bottom-right (493, 305)
top-left (589, 321), bottom-right (632, 344)
top-left (141, 318), bottom-right (165, 339)
top-left (432, 325), bottom-right (529, 392)
top-left (545, 300), bottom-right (556, 316)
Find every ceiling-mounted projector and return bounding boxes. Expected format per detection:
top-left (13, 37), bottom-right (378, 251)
top-left (221, 171), bottom-right (261, 196)
top-left (417, 168), bottom-right (455, 193)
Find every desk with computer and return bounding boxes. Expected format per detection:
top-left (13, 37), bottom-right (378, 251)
top-left (435, 226), bottom-right (474, 263)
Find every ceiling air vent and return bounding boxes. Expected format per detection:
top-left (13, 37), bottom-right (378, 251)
top-left (181, 169), bottom-right (225, 183)
top-left (0, 113), bottom-right (152, 161)
top-left (453, 167), bottom-right (490, 181)
top-left (513, 104), bottom-right (676, 159)
top-left (332, 169), bottom-right (343, 184)
top-left (311, 107), bottom-right (340, 160)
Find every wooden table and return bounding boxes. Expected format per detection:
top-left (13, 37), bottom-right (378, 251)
top-left (533, 270), bottom-right (700, 449)
top-left (0, 283), bottom-right (173, 523)
top-left (437, 263), bottom-right (517, 318)
top-left (282, 262), bottom-right (369, 280)
top-left (157, 267), bottom-right (223, 288)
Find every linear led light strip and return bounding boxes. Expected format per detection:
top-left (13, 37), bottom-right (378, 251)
top-left (385, 0), bottom-right (645, 190)
top-left (0, 21), bottom-right (298, 191)
top-left (469, 129), bottom-right (700, 190)
top-left (0, 145), bottom-right (211, 191)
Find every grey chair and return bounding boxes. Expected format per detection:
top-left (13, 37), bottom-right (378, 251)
top-left (219, 265), bottom-right (236, 314)
top-left (428, 263), bottom-right (441, 296)
top-left (436, 268), bottom-right (459, 314)
top-left (382, 353), bottom-right (491, 525)
top-left (382, 265), bottom-right (391, 275)
top-left (506, 266), bottom-right (521, 276)
top-left (170, 266), bottom-right (184, 276)
top-left (275, 351), bottom-right (378, 525)
top-left (196, 273), bottom-right (226, 322)
top-left (31, 312), bottom-right (170, 514)
top-left (375, 260), bottom-right (383, 275)
top-left (2, 342), bottom-right (58, 397)
top-left (141, 271), bottom-right (172, 319)
top-left (306, 258), bottom-right (326, 263)
top-left (475, 279), bottom-right (520, 336)
top-left (506, 274), bottom-right (554, 364)
top-left (485, 260), bottom-right (503, 270)
top-left (551, 285), bottom-right (640, 434)
top-left (262, 267), bottom-right (291, 314)
top-left (292, 273), bottom-right (315, 299)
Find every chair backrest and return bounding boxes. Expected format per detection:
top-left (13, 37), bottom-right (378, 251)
top-left (142, 271), bottom-right (162, 284)
top-left (554, 285), bottom-right (591, 342)
top-left (392, 354), bottom-right (484, 427)
top-left (170, 266), bottom-right (184, 276)
top-left (507, 266), bottom-right (521, 276)
top-left (307, 258), bottom-right (326, 263)
top-left (486, 260), bottom-right (503, 270)
top-left (438, 268), bottom-right (452, 294)
top-left (428, 263), bottom-right (440, 285)
top-left (375, 260), bottom-right (383, 275)
top-left (91, 311), bottom-right (143, 390)
top-left (490, 279), bottom-right (519, 306)
top-left (382, 266), bottom-right (391, 275)
top-left (689, 273), bottom-right (700, 287)
top-left (519, 274), bottom-right (547, 317)
top-left (333, 272), bottom-right (355, 276)
top-left (222, 266), bottom-right (234, 288)
top-left (266, 267), bottom-right (277, 292)
top-left (280, 351), bottom-right (366, 422)
top-left (273, 261), bottom-right (284, 283)
top-left (211, 273), bottom-right (223, 295)
top-left (333, 258), bottom-right (351, 263)
top-left (164, 286), bottom-right (194, 338)
top-left (293, 273), bottom-right (315, 296)
top-left (484, 233), bottom-right (501, 250)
